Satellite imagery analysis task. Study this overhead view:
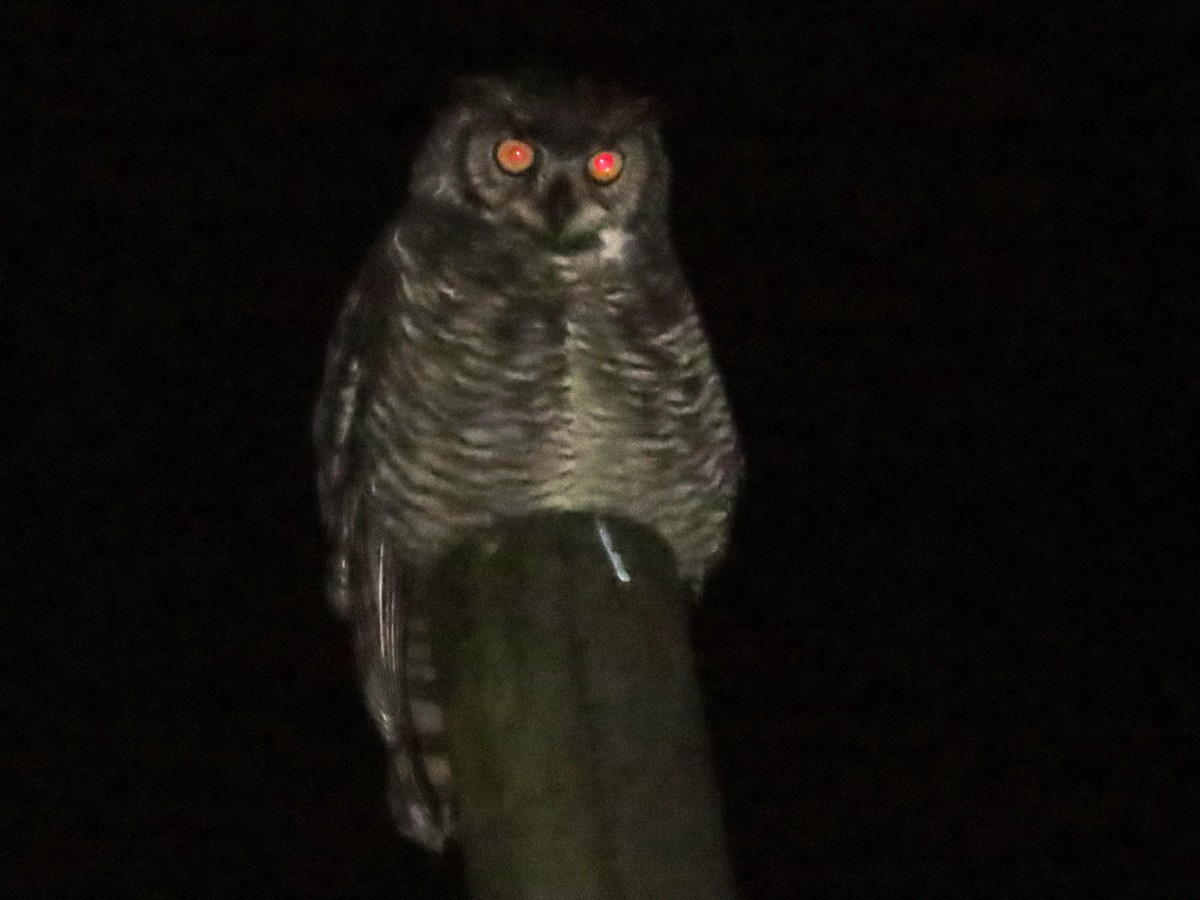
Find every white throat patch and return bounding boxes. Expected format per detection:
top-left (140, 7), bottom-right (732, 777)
top-left (598, 227), bottom-right (627, 262)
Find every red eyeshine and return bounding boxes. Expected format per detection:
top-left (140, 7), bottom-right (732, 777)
top-left (495, 139), bottom-right (534, 174)
top-left (589, 150), bottom-right (623, 183)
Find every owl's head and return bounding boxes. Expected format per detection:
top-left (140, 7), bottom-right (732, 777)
top-left (409, 74), bottom-right (668, 252)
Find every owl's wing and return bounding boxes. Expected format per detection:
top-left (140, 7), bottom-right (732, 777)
top-left (313, 234), bottom-right (398, 615)
top-left (313, 255), bottom-right (378, 533)
top-left (351, 512), bottom-right (452, 852)
top-left (313, 234), bottom-right (454, 851)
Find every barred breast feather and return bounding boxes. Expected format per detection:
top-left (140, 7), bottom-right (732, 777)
top-left (322, 224), bottom-right (740, 581)
top-left (313, 219), bottom-right (741, 851)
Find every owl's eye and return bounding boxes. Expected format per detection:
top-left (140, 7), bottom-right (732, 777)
top-left (588, 150), bottom-right (623, 184)
top-left (495, 139), bottom-right (535, 174)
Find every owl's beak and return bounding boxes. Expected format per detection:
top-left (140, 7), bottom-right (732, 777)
top-left (541, 176), bottom-right (578, 236)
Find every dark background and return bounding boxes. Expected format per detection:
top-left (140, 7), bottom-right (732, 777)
top-left (6, 2), bottom-right (1199, 896)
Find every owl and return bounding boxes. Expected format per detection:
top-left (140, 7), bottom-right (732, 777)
top-left (313, 73), bottom-right (742, 853)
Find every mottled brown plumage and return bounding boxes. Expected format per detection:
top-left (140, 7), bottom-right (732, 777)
top-left (313, 73), bottom-right (741, 851)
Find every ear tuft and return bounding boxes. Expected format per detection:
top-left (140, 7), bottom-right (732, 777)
top-left (452, 75), bottom-right (517, 111)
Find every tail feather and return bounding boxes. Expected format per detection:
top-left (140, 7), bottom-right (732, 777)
top-left (350, 511), bottom-right (456, 852)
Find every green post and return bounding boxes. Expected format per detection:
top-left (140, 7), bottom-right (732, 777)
top-left (429, 512), bottom-right (737, 900)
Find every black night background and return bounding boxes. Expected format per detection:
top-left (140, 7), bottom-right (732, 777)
top-left (6, 3), bottom-right (1198, 896)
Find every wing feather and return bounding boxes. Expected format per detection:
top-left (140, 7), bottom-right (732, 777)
top-left (313, 232), bottom-right (397, 613)
top-left (313, 229), bottom-right (452, 850)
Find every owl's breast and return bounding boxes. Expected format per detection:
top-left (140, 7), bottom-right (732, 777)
top-left (538, 300), bottom-right (738, 579)
top-left (366, 273), bottom-right (737, 579)
top-left (545, 315), bottom-right (655, 502)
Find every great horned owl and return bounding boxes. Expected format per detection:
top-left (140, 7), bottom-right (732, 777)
top-left (313, 73), bottom-right (741, 852)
